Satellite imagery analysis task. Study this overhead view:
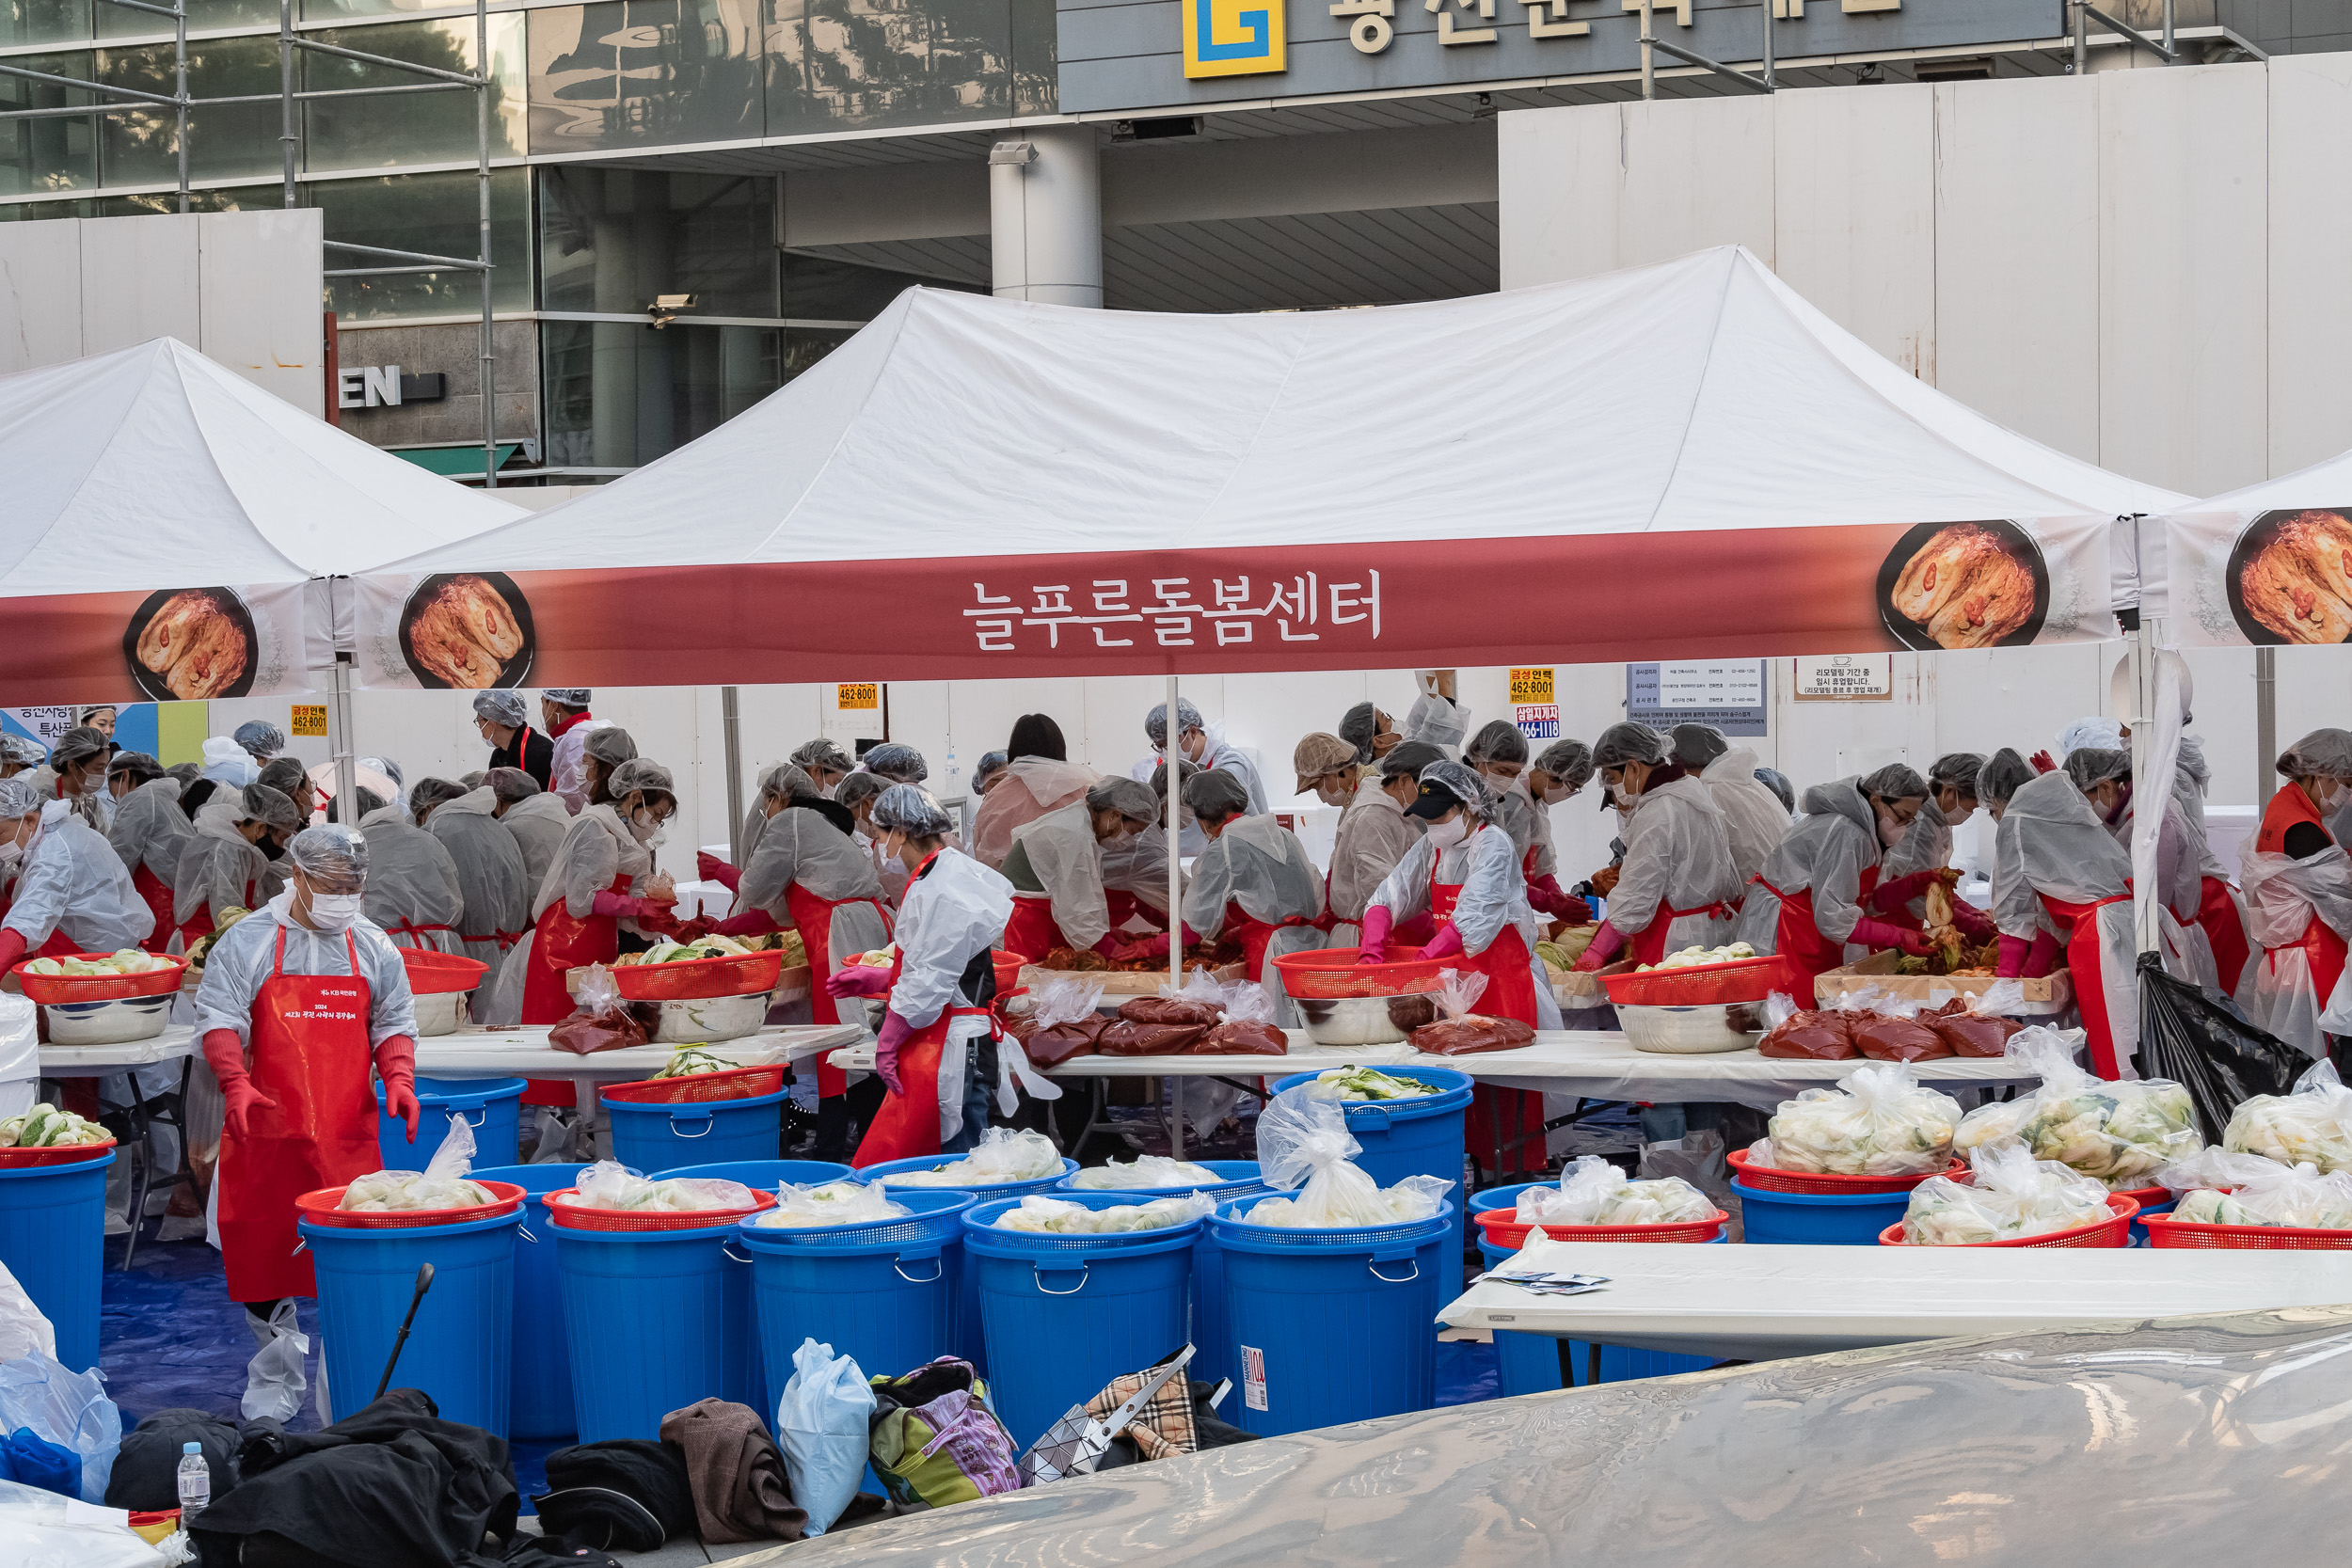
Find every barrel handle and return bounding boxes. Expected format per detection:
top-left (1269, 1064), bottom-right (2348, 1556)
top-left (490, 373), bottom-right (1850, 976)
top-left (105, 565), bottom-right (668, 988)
top-left (723, 1242), bottom-right (753, 1264)
top-left (894, 1257), bottom-right (946, 1285)
top-left (291, 1239), bottom-right (307, 1257)
top-left (1368, 1258), bottom-right (1420, 1285)
top-left (1355, 1104), bottom-right (1392, 1132)
top-left (1033, 1263), bottom-right (1089, 1296)
top-left (669, 1113), bottom-right (715, 1138)
top-left (516, 1222), bottom-right (539, 1244)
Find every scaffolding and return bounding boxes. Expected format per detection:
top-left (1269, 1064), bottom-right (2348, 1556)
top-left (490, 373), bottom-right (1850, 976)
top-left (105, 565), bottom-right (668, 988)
top-left (0, 0), bottom-right (501, 487)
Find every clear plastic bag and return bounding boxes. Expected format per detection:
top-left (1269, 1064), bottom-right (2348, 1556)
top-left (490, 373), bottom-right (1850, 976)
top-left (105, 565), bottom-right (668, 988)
top-left (1162, 966), bottom-right (1231, 1008)
top-left (0, 1475), bottom-right (161, 1567)
top-left (776, 1338), bottom-right (873, 1536)
top-left (1952, 1026), bottom-right (2199, 1187)
top-left (989, 1193), bottom-right (1215, 1233)
top-left (1899, 1136), bottom-right (2112, 1244)
top-left (2163, 1151), bottom-right (2352, 1228)
top-left (754, 1180), bottom-right (909, 1227)
top-left (1408, 968), bottom-right (1535, 1056)
top-left (0, 1262), bottom-right (54, 1365)
top-left (0, 1354), bottom-right (120, 1502)
top-left (1028, 976), bottom-right (1106, 1028)
top-left (1067, 1156), bottom-right (1223, 1190)
top-left (336, 1115), bottom-right (494, 1211)
top-left (1763, 1062), bottom-right (1963, 1177)
top-left (882, 1126), bottom-right (1063, 1187)
top-left (2223, 1057), bottom-right (2352, 1174)
top-left (1514, 1154), bottom-right (1714, 1227)
top-left (1240, 1087), bottom-right (1454, 1227)
top-left (548, 962), bottom-right (648, 1056)
top-left (559, 1160), bottom-right (756, 1212)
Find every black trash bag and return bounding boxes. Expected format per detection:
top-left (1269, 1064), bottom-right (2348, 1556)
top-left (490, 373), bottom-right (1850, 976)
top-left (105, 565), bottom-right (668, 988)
top-left (2137, 952), bottom-right (2309, 1143)
top-left (106, 1408), bottom-right (240, 1511)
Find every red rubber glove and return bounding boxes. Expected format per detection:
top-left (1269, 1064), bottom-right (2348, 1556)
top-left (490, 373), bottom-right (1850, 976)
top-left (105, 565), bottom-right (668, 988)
top-left (2023, 929), bottom-right (2063, 978)
top-left (201, 1028), bottom-right (277, 1141)
top-left (0, 928), bottom-right (24, 975)
top-left (1948, 899), bottom-right (1995, 942)
top-left (1995, 934), bottom-right (2030, 978)
top-left (1357, 906), bottom-right (1394, 965)
top-left (1851, 918), bottom-right (1932, 958)
top-left (1418, 923), bottom-right (1465, 962)
top-left (825, 963), bottom-right (894, 1000)
top-left (2028, 750), bottom-right (2058, 775)
top-left (590, 890), bottom-right (653, 920)
top-left (1115, 932), bottom-right (1171, 963)
top-left (873, 1010), bottom-right (914, 1098)
top-left (1572, 922), bottom-right (1625, 972)
top-left (707, 909), bottom-right (776, 938)
top-left (1089, 932), bottom-right (1125, 958)
top-left (1527, 873), bottom-right (1590, 925)
top-left (695, 850), bottom-right (742, 894)
top-left (374, 1034), bottom-right (420, 1144)
top-left (1870, 870), bottom-right (1941, 914)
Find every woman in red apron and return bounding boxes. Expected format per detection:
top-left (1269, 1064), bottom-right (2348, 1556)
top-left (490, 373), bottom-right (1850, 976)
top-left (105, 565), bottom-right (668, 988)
top-left (1992, 769), bottom-right (2139, 1078)
top-left (1730, 767), bottom-right (1935, 993)
top-left (102, 755), bottom-right (191, 954)
top-left (0, 782), bottom-right (159, 973)
top-left (828, 786), bottom-right (1017, 1166)
top-left (999, 780), bottom-right (1163, 964)
top-left (1569, 724), bottom-right (1747, 977)
top-left (172, 782), bottom-right (298, 950)
top-left (190, 824), bottom-right (419, 1414)
top-left (1167, 770), bottom-right (1324, 989)
top-left (1308, 736), bottom-right (1427, 951)
top-left (2240, 731), bottom-right (2352, 1059)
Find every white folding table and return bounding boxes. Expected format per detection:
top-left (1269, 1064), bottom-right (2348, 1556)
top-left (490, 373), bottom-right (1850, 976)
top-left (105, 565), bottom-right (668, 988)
top-left (37, 1031), bottom-right (203, 1269)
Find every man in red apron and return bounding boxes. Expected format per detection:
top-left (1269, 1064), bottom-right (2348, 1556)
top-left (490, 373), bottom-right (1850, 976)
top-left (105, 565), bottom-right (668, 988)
top-left (1570, 724), bottom-right (1745, 975)
top-left (828, 786), bottom-right (1019, 1166)
top-left (1992, 770), bottom-right (2137, 1077)
top-left (1320, 738), bottom-right (1441, 952)
top-left (191, 824), bottom-right (420, 1417)
top-left (999, 778), bottom-right (1162, 964)
top-left (1730, 768), bottom-right (1936, 992)
top-left (103, 753), bottom-right (191, 954)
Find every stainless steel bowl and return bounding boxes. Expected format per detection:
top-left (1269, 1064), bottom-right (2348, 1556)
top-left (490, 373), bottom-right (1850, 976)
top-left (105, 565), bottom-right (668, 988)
top-left (1292, 991), bottom-right (1440, 1047)
top-left (649, 989), bottom-right (774, 1043)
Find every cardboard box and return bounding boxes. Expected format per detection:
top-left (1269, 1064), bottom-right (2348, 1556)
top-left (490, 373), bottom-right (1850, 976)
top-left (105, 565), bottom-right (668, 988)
top-left (1814, 949), bottom-right (2070, 1014)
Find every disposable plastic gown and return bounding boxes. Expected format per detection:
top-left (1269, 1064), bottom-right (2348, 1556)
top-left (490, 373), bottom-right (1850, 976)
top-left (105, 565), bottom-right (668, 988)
top-left (1492, 774), bottom-right (1540, 864)
top-left (106, 777), bottom-right (192, 892)
top-left (1700, 746), bottom-right (1788, 887)
top-left (1126, 755), bottom-right (1208, 857)
top-left (1879, 794), bottom-right (1949, 883)
top-left (191, 890), bottom-right (417, 1047)
top-left (358, 805), bottom-right (465, 954)
top-left (1203, 738), bottom-right (1268, 816)
top-left (892, 848), bottom-right (1030, 1144)
top-left (968, 758), bottom-right (1099, 869)
top-left (1994, 771), bottom-right (2138, 1067)
top-left (1372, 824), bottom-right (1560, 1027)
top-left (1736, 778), bottom-right (1880, 954)
top-left (422, 787), bottom-right (530, 1020)
top-left (1, 806), bottom-right (153, 954)
top-left (2241, 836), bottom-right (2352, 1056)
top-left (1009, 799), bottom-right (1119, 951)
top-left (1183, 814), bottom-right (1325, 1025)
top-left (172, 800), bottom-right (271, 931)
top-left (533, 804), bottom-right (653, 923)
top-left (498, 792), bottom-right (571, 893)
top-left (1606, 775), bottom-right (1741, 953)
top-left (548, 718), bottom-right (613, 815)
top-left (1326, 774), bottom-right (1420, 947)
top-left (732, 806), bottom-right (889, 978)
top-left (1098, 819), bottom-right (1179, 921)
top-left (1401, 691), bottom-right (1470, 751)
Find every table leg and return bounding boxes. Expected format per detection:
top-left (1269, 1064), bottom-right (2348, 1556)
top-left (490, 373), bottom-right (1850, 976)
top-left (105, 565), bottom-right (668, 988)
top-left (574, 1078), bottom-right (598, 1161)
top-left (119, 1073), bottom-right (153, 1271)
top-left (1166, 1077), bottom-right (1184, 1162)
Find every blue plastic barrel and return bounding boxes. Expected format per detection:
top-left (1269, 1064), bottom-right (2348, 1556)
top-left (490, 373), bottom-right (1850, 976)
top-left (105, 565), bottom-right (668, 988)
top-left (548, 1207), bottom-right (758, 1441)
top-left (379, 1077), bottom-right (528, 1172)
top-left (1055, 1161), bottom-right (1264, 1391)
top-left (1269, 1067), bottom-right (1472, 1252)
top-left (2127, 1189), bottom-right (2177, 1247)
top-left (1210, 1196), bottom-right (1453, 1436)
top-left (860, 1154), bottom-right (1080, 1374)
top-left (473, 1164), bottom-right (587, 1440)
top-left (603, 1085), bottom-right (787, 1173)
top-left (961, 1192), bottom-right (1205, 1449)
top-left (1731, 1177), bottom-right (1912, 1245)
top-left (300, 1206), bottom-right (521, 1435)
top-left (651, 1159), bottom-right (852, 1187)
top-left (0, 1152), bottom-right (112, 1372)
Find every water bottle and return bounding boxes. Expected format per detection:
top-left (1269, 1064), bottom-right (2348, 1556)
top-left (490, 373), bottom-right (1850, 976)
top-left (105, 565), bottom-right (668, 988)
top-left (176, 1442), bottom-right (211, 1520)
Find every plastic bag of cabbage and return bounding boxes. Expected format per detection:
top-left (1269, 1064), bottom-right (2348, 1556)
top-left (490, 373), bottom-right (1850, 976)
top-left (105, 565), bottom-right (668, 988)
top-left (991, 1193), bottom-right (1216, 1234)
top-left (1899, 1137), bottom-right (2112, 1244)
top-left (2158, 1148), bottom-right (2352, 1228)
top-left (881, 1127), bottom-right (1062, 1187)
top-left (339, 1115), bottom-right (495, 1212)
top-left (1233, 1086), bottom-right (1453, 1227)
top-left (1756, 1063), bottom-right (1962, 1177)
top-left (1514, 1155), bottom-right (1714, 1227)
top-left (2223, 1059), bottom-right (2352, 1175)
top-left (1953, 1027), bottom-right (2200, 1188)
top-left (552, 1159), bottom-right (757, 1213)
top-left (0, 1104), bottom-right (109, 1148)
top-left (754, 1180), bottom-right (909, 1227)
top-left (1068, 1156), bottom-right (1225, 1190)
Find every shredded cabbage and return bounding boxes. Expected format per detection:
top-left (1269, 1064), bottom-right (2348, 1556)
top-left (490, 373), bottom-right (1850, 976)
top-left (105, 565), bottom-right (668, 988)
top-left (991, 1193), bottom-right (1215, 1233)
top-left (1953, 1027), bottom-right (2200, 1188)
top-left (880, 1126), bottom-right (1062, 1187)
top-left (2224, 1059), bottom-right (2352, 1175)
top-left (1067, 1156), bottom-right (1224, 1190)
top-left (1762, 1063), bottom-right (1962, 1177)
top-left (1899, 1138), bottom-right (2111, 1244)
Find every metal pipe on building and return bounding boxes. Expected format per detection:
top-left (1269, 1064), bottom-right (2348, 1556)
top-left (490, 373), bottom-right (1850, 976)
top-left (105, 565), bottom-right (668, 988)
top-left (989, 125), bottom-right (1104, 309)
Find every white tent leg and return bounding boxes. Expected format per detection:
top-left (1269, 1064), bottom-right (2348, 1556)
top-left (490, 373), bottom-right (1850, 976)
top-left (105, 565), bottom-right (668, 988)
top-left (2128, 617), bottom-right (2156, 955)
top-left (328, 651), bottom-right (358, 828)
top-left (1168, 672), bottom-right (1184, 1163)
top-left (2256, 645), bottom-right (2278, 815)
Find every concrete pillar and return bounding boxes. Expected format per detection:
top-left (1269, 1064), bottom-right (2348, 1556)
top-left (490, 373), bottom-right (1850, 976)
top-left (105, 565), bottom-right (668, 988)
top-left (990, 125), bottom-right (1103, 308)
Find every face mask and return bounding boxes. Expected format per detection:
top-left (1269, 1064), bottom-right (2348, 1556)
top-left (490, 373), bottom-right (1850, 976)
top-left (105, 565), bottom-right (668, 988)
top-left (628, 808), bottom-right (667, 847)
top-left (1425, 816), bottom-right (1470, 850)
top-left (1540, 784), bottom-right (1574, 806)
top-left (261, 837), bottom-right (286, 861)
top-left (1315, 780), bottom-right (1353, 808)
top-left (306, 892), bottom-right (363, 931)
top-left (0, 832), bottom-right (22, 867)
top-left (1877, 812), bottom-right (1908, 848)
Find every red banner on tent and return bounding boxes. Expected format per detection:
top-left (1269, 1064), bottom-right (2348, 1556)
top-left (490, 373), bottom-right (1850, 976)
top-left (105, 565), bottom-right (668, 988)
top-left (0, 582), bottom-right (310, 705)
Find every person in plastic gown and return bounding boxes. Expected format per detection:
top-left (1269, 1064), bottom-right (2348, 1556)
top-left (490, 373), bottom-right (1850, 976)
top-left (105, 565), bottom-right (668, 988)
top-left (827, 785), bottom-right (1026, 1165)
top-left (0, 733), bottom-right (44, 782)
top-left (173, 782), bottom-right (300, 950)
top-left (1522, 738), bottom-right (1597, 926)
top-left (1128, 699), bottom-right (1267, 835)
top-left (1668, 724), bottom-right (1788, 898)
top-left (2173, 734), bottom-right (2255, 1001)
top-left (103, 752), bottom-right (191, 955)
top-left (1360, 759), bottom-right (1559, 1172)
top-left (0, 775), bottom-right (154, 973)
top-left (1467, 722), bottom-right (1590, 927)
top-left (790, 738), bottom-right (854, 800)
top-left (1992, 769), bottom-right (2139, 1078)
top-left (1867, 753), bottom-right (1988, 937)
top-left (999, 778), bottom-right (1159, 965)
top-left (539, 689), bottom-right (599, 814)
top-left (710, 762), bottom-right (894, 1159)
top-left (193, 824), bottom-right (420, 1418)
top-left (412, 777), bottom-right (531, 1022)
top-left (1735, 767), bottom-right (1937, 991)
top-left (970, 716), bottom-right (1097, 871)
top-left (354, 787), bottom-right (466, 955)
top-left (472, 689), bottom-right (552, 794)
top-left (2242, 729), bottom-right (2352, 1061)
top-left (961, 751), bottom-right (1007, 847)
top-left (1338, 702), bottom-right (1402, 768)
top-left (1569, 724), bottom-right (1744, 974)
top-left (2066, 747), bottom-right (2219, 993)
top-left (487, 768), bottom-right (570, 896)
top-left (836, 772), bottom-right (907, 911)
top-left (1137, 770), bottom-right (1324, 1024)
top-left (1307, 733), bottom-right (1428, 952)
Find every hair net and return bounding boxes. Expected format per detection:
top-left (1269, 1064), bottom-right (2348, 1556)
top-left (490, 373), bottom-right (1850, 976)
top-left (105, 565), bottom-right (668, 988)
top-left (608, 758), bottom-right (675, 805)
top-left (1929, 752), bottom-right (1984, 797)
top-left (2060, 747), bottom-right (2131, 792)
top-left (485, 767), bottom-right (540, 805)
top-left (758, 761), bottom-right (820, 803)
top-left (582, 726), bottom-right (638, 768)
top-left (107, 750), bottom-right (165, 785)
top-left (459, 770), bottom-right (485, 788)
top-left (1183, 768), bottom-right (1252, 823)
top-left (470, 689), bottom-right (528, 729)
top-left (834, 770), bottom-right (887, 813)
top-left (1006, 715), bottom-right (1066, 763)
top-left (1534, 738), bottom-right (1594, 791)
top-left (0, 778), bottom-right (40, 818)
top-left (1293, 732), bottom-right (1357, 789)
top-left (1753, 767), bottom-right (1795, 813)
top-left (870, 783), bottom-right (953, 837)
top-left (1086, 776), bottom-right (1160, 824)
top-left (540, 689), bottom-right (591, 706)
top-left (257, 757), bottom-right (308, 798)
top-left (2057, 716), bottom-right (2124, 757)
top-left (240, 782), bottom-right (300, 832)
top-left (790, 737), bottom-right (854, 775)
top-left (973, 752), bottom-right (1009, 791)
top-left (1377, 740), bottom-right (1447, 783)
top-left (1592, 721), bottom-right (1666, 770)
top-left (1338, 701), bottom-right (1386, 765)
top-left (0, 734), bottom-right (45, 767)
top-left (1466, 720), bottom-right (1529, 768)
top-left (350, 786), bottom-right (389, 820)
top-left (1978, 748), bottom-right (2033, 808)
top-left (861, 743), bottom-right (928, 784)
top-left (2278, 728), bottom-right (2352, 782)
top-left (1859, 763), bottom-right (1930, 801)
top-left (359, 755), bottom-right (403, 789)
top-left (50, 726), bottom-right (108, 769)
top-left (288, 824), bottom-right (368, 883)
top-left (165, 762), bottom-right (200, 785)
top-left (409, 777), bottom-right (469, 818)
top-left (233, 721), bottom-right (286, 759)
top-left (1151, 759), bottom-right (1199, 800)
top-left (1416, 758), bottom-right (1497, 823)
top-left (1145, 699), bottom-right (1205, 748)
top-left (1669, 723), bottom-right (1730, 768)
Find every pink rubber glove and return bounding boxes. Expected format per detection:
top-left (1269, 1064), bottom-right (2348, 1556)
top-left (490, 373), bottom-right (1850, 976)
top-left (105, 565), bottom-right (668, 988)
top-left (1572, 922), bottom-right (1626, 972)
top-left (591, 890), bottom-right (651, 920)
top-left (1870, 870), bottom-right (1941, 914)
top-left (825, 963), bottom-right (894, 1000)
top-left (1090, 932), bottom-right (1125, 958)
top-left (1527, 873), bottom-right (1590, 925)
top-left (1418, 923), bottom-right (1465, 962)
top-left (1948, 899), bottom-right (1995, 942)
top-left (695, 850), bottom-right (742, 893)
top-left (1995, 934), bottom-right (2030, 978)
top-left (2024, 929), bottom-right (2063, 978)
top-left (707, 909), bottom-right (777, 938)
top-left (0, 929), bottom-right (24, 976)
top-left (873, 1010), bottom-right (914, 1097)
top-left (374, 1034), bottom-right (420, 1143)
top-left (1113, 932), bottom-right (1170, 963)
top-left (1357, 906), bottom-right (1394, 965)
top-left (202, 1028), bottom-right (277, 1141)
top-left (1851, 918), bottom-right (1932, 958)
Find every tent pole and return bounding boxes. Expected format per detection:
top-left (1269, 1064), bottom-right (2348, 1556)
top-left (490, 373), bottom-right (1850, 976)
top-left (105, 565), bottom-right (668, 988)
top-left (328, 651), bottom-right (358, 831)
top-left (2128, 616), bottom-right (2156, 956)
top-left (2256, 646), bottom-right (2277, 813)
top-left (723, 685), bottom-right (744, 866)
top-left (1640, 0), bottom-right (1656, 99)
top-left (1168, 673), bottom-right (1181, 1000)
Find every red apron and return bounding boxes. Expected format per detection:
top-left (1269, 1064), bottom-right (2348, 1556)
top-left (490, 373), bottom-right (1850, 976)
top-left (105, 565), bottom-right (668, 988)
top-left (1001, 893), bottom-right (1071, 974)
top-left (381, 919), bottom-right (456, 951)
top-left (785, 879), bottom-right (894, 1100)
top-left (130, 865), bottom-right (175, 954)
top-left (853, 916), bottom-right (997, 1166)
top-left (1430, 855), bottom-right (1545, 1174)
top-left (2197, 875), bottom-right (2253, 997)
top-left (2264, 916), bottom-right (2348, 1037)
top-left (181, 875), bottom-right (259, 952)
top-left (1751, 876), bottom-right (1849, 993)
top-left (1625, 895), bottom-right (1734, 968)
top-left (1221, 902), bottom-right (1313, 983)
top-left (217, 927), bottom-right (377, 1302)
top-left (2253, 785), bottom-right (2348, 1037)
top-left (1103, 889), bottom-right (1168, 934)
top-left (2039, 891), bottom-right (2131, 1079)
top-left (518, 872), bottom-right (629, 1106)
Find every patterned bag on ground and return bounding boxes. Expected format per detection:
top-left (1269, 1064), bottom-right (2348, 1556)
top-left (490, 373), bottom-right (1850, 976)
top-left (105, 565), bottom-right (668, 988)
top-left (866, 1357), bottom-right (1022, 1510)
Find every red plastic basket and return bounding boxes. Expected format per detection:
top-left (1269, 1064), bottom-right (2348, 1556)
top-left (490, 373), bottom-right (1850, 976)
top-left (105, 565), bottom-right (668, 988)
top-left (1475, 1207), bottom-right (1727, 1248)
top-left (15, 953), bottom-right (186, 1005)
top-left (0, 1136), bottom-right (117, 1167)
top-left (542, 1188), bottom-right (779, 1230)
top-left (2139, 1212), bottom-right (2352, 1249)
top-left (1271, 946), bottom-right (1452, 1000)
top-left (402, 949), bottom-right (490, 996)
top-left (1728, 1148), bottom-right (1966, 1196)
top-left (599, 1066), bottom-right (786, 1106)
top-left (1602, 955), bottom-right (1796, 1007)
top-left (295, 1180), bottom-right (525, 1229)
top-left (609, 947), bottom-right (786, 1002)
top-left (1877, 1194), bottom-right (2137, 1248)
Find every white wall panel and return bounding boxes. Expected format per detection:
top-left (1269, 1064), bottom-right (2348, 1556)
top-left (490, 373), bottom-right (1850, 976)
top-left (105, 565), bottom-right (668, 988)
top-left (2265, 52), bottom-right (2352, 479)
top-left (0, 219), bottom-right (83, 374)
top-left (77, 214), bottom-right (199, 356)
top-left (1772, 83), bottom-right (1936, 378)
top-left (1615, 96), bottom-right (1775, 273)
top-left (1932, 75), bottom-right (2103, 465)
top-left (199, 208), bottom-right (326, 415)
top-left (1497, 103), bottom-right (1629, 290)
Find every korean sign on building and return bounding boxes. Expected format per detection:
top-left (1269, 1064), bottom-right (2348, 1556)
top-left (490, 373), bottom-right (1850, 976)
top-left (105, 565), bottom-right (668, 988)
top-left (1626, 659), bottom-right (1769, 736)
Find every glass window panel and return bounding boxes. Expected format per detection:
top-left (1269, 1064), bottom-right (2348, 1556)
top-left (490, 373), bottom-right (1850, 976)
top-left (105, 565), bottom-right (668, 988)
top-left (304, 0), bottom-right (501, 23)
top-left (781, 250), bottom-right (979, 321)
top-left (0, 196), bottom-right (97, 218)
top-left (538, 164), bottom-right (773, 317)
top-left (97, 35), bottom-right (278, 185)
top-left (310, 163), bottom-right (529, 319)
top-left (526, 0), bottom-right (761, 156)
top-left (303, 12), bottom-right (523, 171)
top-left (2, 0), bottom-right (90, 49)
top-left (99, 183), bottom-right (248, 213)
top-left (0, 50), bottom-right (98, 194)
top-left (543, 317), bottom-right (785, 469)
top-left (761, 0), bottom-right (1009, 135)
top-left (98, 0), bottom-right (278, 40)
top-left (1009, 0), bottom-right (1051, 119)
